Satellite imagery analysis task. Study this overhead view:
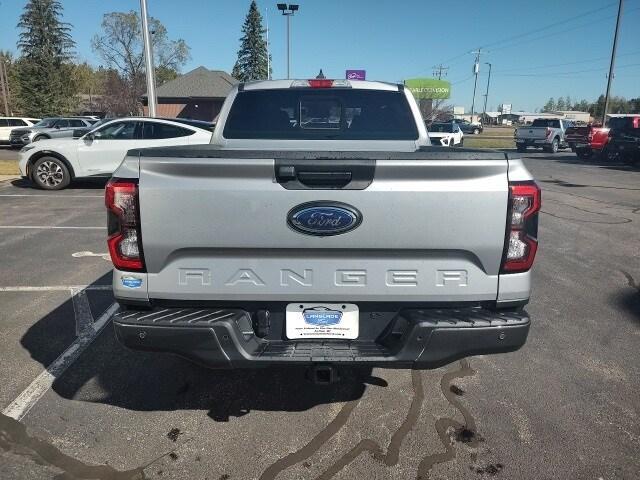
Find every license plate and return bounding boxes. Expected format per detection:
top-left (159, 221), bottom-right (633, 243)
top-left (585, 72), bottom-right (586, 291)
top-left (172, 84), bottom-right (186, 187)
top-left (575, 143), bottom-right (588, 148)
top-left (286, 303), bottom-right (359, 339)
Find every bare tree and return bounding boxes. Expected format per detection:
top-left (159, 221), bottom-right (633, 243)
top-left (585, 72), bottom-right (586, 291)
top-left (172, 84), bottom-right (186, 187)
top-left (419, 98), bottom-right (453, 124)
top-left (91, 11), bottom-right (190, 114)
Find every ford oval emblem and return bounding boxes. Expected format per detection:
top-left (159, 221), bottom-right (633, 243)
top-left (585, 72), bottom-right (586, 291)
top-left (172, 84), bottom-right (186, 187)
top-left (288, 201), bottom-right (362, 236)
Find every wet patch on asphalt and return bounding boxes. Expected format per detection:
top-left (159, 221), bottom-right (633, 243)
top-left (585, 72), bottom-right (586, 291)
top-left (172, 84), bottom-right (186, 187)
top-left (416, 359), bottom-right (481, 479)
top-left (0, 412), bottom-right (146, 480)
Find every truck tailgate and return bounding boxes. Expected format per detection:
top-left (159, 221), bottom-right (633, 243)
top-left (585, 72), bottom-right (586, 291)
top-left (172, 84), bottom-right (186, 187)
top-left (517, 127), bottom-right (548, 139)
top-left (138, 150), bottom-right (509, 303)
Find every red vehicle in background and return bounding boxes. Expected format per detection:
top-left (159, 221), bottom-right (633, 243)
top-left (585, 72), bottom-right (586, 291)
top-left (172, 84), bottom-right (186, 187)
top-left (565, 123), bottom-right (610, 159)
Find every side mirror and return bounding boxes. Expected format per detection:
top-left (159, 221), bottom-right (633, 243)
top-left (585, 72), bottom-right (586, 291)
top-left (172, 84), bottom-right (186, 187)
top-left (54, 124), bottom-right (60, 129)
top-left (83, 132), bottom-right (94, 142)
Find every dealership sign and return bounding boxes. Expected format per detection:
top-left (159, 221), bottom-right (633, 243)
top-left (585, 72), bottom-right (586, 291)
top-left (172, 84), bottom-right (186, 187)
top-left (404, 78), bottom-right (451, 99)
top-left (346, 69), bottom-right (366, 80)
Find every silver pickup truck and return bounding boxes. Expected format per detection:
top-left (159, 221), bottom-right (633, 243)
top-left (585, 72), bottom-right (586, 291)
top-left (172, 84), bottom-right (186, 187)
top-left (107, 79), bottom-right (540, 375)
top-left (515, 118), bottom-right (573, 154)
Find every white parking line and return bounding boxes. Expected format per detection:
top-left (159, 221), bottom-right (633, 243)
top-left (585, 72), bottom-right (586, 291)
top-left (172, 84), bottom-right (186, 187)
top-left (72, 251), bottom-right (111, 261)
top-left (0, 226), bottom-right (104, 230)
top-left (0, 285), bottom-right (112, 292)
top-left (2, 302), bottom-right (119, 421)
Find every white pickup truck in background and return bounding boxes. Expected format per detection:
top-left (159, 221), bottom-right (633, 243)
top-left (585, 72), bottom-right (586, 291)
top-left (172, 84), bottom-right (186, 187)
top-left (515, 118), bottom-right (573, 153)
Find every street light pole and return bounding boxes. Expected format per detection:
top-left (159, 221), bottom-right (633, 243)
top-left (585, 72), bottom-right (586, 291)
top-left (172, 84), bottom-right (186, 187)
top-left (286, 13), bottom-right (290, 79)
top-left (140, 0), bottom-right (157, 117)
top-left (277, 4), bottom-right (299, 79)
top-left (482, 62), bottom-right (492, 123)
top-left (602, 0), bottom-right (623, 125)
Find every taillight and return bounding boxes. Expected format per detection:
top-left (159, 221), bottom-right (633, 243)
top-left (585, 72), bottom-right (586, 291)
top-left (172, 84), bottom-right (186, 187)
top-left (545, 127), bottom-right (552, 138)
top-left (105, 178), bottom-right (144, 271)
top-left (501, 181), bottom-right (541, 273)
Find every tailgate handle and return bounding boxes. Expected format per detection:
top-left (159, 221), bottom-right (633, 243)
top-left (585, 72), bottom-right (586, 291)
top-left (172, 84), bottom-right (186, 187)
top-left (297, 171), bottom-right (352, 187)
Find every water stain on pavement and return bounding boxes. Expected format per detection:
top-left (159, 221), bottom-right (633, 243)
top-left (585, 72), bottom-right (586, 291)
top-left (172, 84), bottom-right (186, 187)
top-left (258, 399), bottom-right (361, 480)
top-left (312, 371), bottom-right (425, 480)
top-left (0, 413), bottom-right (146, 480)
top-left (260, 360), bottom-right (481, 480)
top-left (416, 359), bottom-right (480, 479)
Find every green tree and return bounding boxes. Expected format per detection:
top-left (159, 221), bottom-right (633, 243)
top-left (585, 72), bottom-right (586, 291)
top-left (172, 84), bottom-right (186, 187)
top-left (565, 95), bottom-right (572, 110)
top-left (575, 99), bottom-right (590, 112)
top-left (16, 0), bottom-right (77, 116)
top-left (542, 97), bottom-right (556, 112)
top-left (556, 96), bottom-right (566, 110)
top-left (91, 11), bottom-right (190, 114)
top-left (589, 95), bottom-right (605, 119)
top-left (232, 1), bottom-right (270, 81)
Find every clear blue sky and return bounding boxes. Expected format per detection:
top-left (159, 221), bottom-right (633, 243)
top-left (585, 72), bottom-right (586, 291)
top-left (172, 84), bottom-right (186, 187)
top-left (1, 0), bottom-right (639, 112)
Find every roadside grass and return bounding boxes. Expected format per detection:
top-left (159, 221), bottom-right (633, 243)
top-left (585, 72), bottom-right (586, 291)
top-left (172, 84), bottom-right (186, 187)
top-left (0, 160), bottom-right (20, 175)
top-left (464, 137), bottom-right (515, 149)
top-left (482, 126), bottom-right (515, 137)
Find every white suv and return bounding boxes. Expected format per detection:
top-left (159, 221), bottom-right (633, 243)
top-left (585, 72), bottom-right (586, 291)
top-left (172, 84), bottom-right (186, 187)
top-left (19, 117), bottom-right (213, 190)
top-left (0, 117), bottom-right (41, 144)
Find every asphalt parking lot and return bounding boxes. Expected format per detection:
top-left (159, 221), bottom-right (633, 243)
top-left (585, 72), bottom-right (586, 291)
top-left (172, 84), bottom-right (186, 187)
top-left (0, 151), bottom-right (639, 480)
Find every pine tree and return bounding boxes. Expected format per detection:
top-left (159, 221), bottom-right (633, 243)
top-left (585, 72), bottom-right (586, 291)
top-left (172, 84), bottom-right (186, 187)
top-left (232, 1), bottom-right (270, 81)
top-left (542, 97), bottom-right (555, 112)
top-left (16, 0), bottom-right (76, 116)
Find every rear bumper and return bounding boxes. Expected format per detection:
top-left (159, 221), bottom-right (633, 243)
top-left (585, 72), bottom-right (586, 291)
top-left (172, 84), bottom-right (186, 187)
top-left (113, 305), bottom-right (530, 369)
top-left (515, 139), bottom-right (548, 146)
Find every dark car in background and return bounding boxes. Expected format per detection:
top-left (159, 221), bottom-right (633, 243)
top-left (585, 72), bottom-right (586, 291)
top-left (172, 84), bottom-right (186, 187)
top-left (452, 118), bottom-right (483, 134)
top-left (605, 115), bottom-right (640, 164)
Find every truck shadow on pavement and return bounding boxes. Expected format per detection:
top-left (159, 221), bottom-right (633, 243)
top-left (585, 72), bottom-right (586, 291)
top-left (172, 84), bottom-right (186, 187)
top-left (19, 274), bottom-right (381, 422)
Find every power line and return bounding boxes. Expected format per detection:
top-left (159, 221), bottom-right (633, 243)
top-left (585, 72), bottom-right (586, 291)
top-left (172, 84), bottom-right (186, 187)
top-left (432, 64), bottom-right (449, 79)
top-left (480, 1), bottom-right (617, 50)
top-left (494, 62), bottom-right (640, 77)
top-left (488, 6), bottom-right (640, 53)
top-left (494, 50), bottom-right (640, 73)
top-left (417, 1), bottom-right (619, 78)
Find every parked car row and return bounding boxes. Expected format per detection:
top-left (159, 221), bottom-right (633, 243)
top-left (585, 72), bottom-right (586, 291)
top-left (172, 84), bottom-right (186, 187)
top-left (18, 117), bottom-right (214, 190)
top-left (0, 117), bottom-right (41, 144)
top-left (9, 116), bottom-right (101, 146)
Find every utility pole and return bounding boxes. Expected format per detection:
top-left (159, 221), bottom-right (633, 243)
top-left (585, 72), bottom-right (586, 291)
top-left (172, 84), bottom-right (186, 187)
top-left (0, 58), bottom-right (8, 116)
top-left (432, 64), bottom-right (448, 80)
top-left (482, 62), bottom-right (492, 122)
top-left (140, 0), bottom-right (157, 117)
top-left (602, 0), bottom-right (623, 125)
top-left (470, 48), bottom-right (482, 124)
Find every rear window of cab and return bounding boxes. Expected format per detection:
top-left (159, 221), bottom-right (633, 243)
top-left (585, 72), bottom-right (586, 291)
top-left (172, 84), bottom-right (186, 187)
top-left (223, 89), bottom-right (419, 140)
